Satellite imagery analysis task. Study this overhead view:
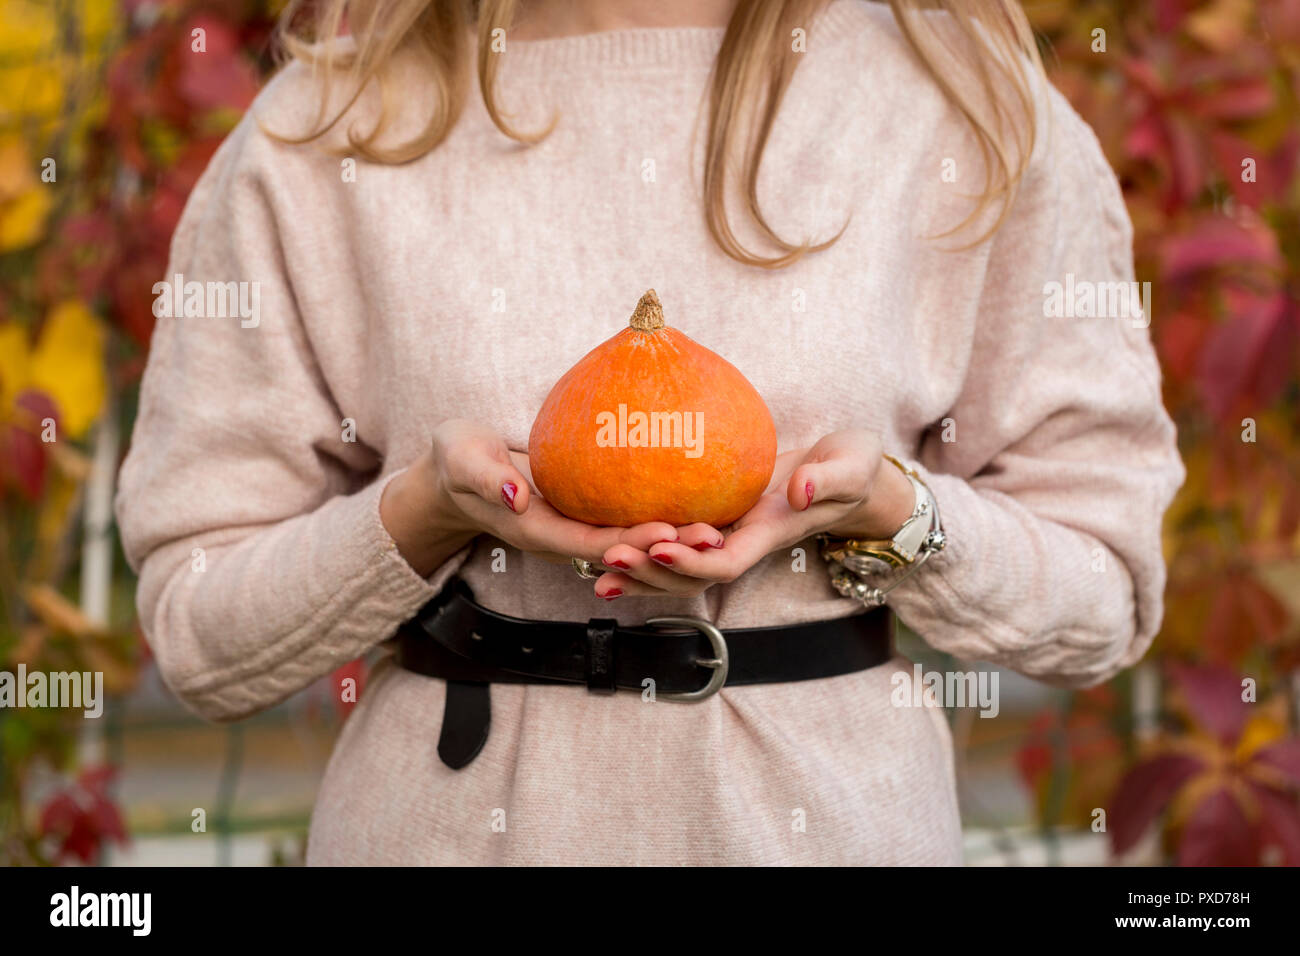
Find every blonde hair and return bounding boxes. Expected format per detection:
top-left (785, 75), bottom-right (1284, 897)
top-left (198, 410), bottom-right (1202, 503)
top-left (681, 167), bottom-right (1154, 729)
top-left (273, 0), bottom-right (1043, 267)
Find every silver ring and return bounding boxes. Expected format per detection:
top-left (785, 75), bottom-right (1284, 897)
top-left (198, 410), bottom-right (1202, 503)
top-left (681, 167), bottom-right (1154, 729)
top-left (571, 557), bottom-right (600, 579)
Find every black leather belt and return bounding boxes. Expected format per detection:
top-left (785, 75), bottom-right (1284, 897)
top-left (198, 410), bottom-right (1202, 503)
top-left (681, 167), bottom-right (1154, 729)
top-left (393, 577), bottom-right (894, 769)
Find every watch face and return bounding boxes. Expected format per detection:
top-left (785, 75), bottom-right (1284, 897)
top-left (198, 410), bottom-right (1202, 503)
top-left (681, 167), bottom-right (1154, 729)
top-left (842, 552), bottom-right (893, 577)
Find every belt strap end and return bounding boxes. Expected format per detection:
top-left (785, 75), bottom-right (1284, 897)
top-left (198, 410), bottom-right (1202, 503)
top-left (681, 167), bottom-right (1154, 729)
top-left (437, 680), bottom-right (491, 770)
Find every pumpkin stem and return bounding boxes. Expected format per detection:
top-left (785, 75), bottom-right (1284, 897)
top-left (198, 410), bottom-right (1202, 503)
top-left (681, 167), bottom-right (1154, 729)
top-left (629, 289), bottom-right (666, 331)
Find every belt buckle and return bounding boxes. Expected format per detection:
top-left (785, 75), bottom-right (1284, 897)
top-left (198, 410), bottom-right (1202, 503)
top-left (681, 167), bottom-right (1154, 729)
top-left (645, 616), bottom-right (730, 702)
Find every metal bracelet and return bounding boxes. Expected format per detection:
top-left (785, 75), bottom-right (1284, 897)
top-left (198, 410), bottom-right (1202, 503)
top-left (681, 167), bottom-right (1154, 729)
top-left (829, 528), bottom-right (947, 607)
top-left (826, 463), bottom-right (947, 608)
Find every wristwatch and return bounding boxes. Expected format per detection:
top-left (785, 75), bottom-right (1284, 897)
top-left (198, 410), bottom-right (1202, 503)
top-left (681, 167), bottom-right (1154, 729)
top-left (816, 455), bottom-right (946, 607)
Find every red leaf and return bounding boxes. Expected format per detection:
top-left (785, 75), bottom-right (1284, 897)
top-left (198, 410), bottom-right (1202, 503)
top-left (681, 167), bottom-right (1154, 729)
top-left (1153, 0), bottom-right (1188, 33)
top-left (1159, 216), bottom-right (1283, 281)
top-left (1265, 0), bottom-right (1300, 43)
top-left (1120, 57), bottom-right (1166, 100)
top-left (1252, 784), bottom-right (1300, 866)
top-left (38, 766), bottom-right (129, 865)
top-left (164, 139), bottom-right (224, 195)
top-left (1201, 568), bottom-right (1290, 661)
top-left (3, 425), bottom-right (45, 501)
top-left (111, 254), bottom-right (166, 347)
top-left (1166, 114), bottom-right (1209, 205)
top-left (1014, 711), bottom-right (1055, 787)
top-left (1208, 130), bottom-right (1266, 207)
top-left (1109, 752), bottom-right (1205, 855)
top-left (3, 391), bottom-right (60, 501)
top-left (39, 792), bottom-right (79, 833)
top-left (1156, 310), bottom-right (1210, 383)
top-left (1254, 740), bottom-right (1300, 787)
top-left (39, 794), bottom-right (100, 864)
top-left (1195, 288), bottom-right (1291, 421)
top-left (1195, 80), bottom-right (1276, 121)
top-left (78, 764), bottom-right (118, 795)
top-left (177, 17), bottom-right (259, 112)
top-left (61, 211), bottom-right (115, 245)
top-left (1124, 112), bottom-right (1166, 162)
top-left (147, 186), bottom-right (188, 240)
top-left (1177, 788), bottom-right (1257, 866)
top-left (1168, 663), bottom-right (1249, 745)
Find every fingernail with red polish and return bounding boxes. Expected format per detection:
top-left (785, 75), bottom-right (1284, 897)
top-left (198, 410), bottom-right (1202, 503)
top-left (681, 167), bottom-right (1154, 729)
top-left (805, 481), bottom-right (814, 509)
top-left (609, 559), bottom-right (631, 570)
top-left (501, 481), bottom-right (517, 511)
top-left (651, 553), bottom-right (674, 566)
top-left (601, 588), bottom-right (623, 600)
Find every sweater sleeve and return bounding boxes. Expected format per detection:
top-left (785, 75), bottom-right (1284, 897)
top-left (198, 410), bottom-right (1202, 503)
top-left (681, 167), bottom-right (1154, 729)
top-left (883, 88), bottom-right (1185, 687)
top-left (114, 112), bottom-right (468, 722)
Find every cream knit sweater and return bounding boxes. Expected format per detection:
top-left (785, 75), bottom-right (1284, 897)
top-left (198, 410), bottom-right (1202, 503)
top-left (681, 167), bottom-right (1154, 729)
top-left (116, 1), bottom-right (1185, 864)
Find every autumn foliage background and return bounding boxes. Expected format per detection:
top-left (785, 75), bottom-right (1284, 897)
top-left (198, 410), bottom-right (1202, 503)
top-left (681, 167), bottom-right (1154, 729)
top-left (1, 0), bottom-right (1298, 865)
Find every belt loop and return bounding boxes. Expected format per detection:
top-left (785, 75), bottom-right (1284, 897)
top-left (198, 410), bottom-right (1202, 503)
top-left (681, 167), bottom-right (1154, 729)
top-left (584, 618), bottom-right (618, 695)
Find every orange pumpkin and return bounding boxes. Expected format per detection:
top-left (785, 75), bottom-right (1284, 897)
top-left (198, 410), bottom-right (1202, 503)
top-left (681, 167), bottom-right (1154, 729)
top-left (528, 290), bottom-right (777, 528)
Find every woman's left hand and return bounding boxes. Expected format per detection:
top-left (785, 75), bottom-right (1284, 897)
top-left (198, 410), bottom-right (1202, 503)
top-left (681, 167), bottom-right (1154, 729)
top-left (594, 429), bottom-right (918, 599)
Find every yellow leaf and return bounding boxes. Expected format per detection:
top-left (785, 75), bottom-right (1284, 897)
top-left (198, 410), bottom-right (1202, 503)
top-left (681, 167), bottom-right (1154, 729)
top-left (1235, 712), bottom-right (1287, 763)
top-left (78, 0), bottom-right (118, 44)
top-left (1256, 561), bottom-right (1300, 621)
top-left (23, 583), bottom-right (107, 638)
top-left (10, 624), bottom-right (47, 667)
top-left (31, 467), bottom-right (81, 580)
top-left (0, 136), bottom-right (38, 201)
top-left (0, 3), bottom-right (66, 127)
top-left (0, 0), bottom-right (120, 131)
top-left (28, 301), bottom-right (106, 438)
top-left (0, 321), bottom-right (31, 411)
top-left (0, 185), bottom-right (52, 251)
top-left (1164, 768), bottom-right (1225, 832)
top-left (1186, 0), bottom-right (1253, 53)
top-left (80, 642), bottom-right (139, 694)
top-left (0, 1), bottom-right (59, 59)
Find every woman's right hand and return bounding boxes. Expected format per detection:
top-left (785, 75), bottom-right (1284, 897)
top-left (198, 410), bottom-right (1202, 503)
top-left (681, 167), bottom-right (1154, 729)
top-left (379, 419), bottom-right (695, 586)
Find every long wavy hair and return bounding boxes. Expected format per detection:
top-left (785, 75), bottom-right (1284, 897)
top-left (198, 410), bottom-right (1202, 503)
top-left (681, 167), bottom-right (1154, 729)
top-left (272, 0), bottom-right (1043, 267)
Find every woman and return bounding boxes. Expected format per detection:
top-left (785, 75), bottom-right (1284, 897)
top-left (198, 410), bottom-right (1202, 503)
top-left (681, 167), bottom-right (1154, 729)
top-left (116, 0), bottom-right (1185, 865)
